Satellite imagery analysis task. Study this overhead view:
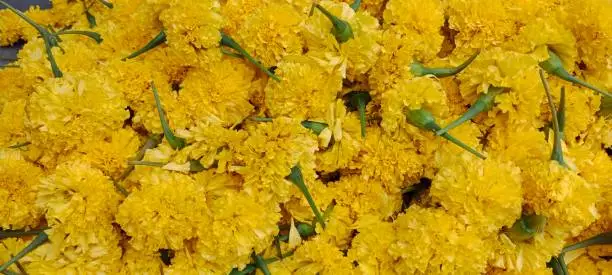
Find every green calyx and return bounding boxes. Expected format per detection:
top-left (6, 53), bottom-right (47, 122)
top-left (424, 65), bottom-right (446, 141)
top-left (505, 214), bottom-right (547, 242)
top-left (344, 91), bottom-right (372, 138)
top-left (405, 108), bottom-right (486, 159)
top-left (0, 0), bottom-right (103, 78)
top-left (296, 223), bottom-right (315, 237)
top-left (539, 69), bottom-right (567, 167)
top-left (350, 0), bottom-right (361, 11)
top-left (220, 32), bottom-right (280, 82)
top-left (85, 10), bottom-right (97, 28)
top-left (287, 165), bottom-right (326, 229)
top-left (124, 30), bottom-right (167, 60)
top-left (539, 49), bottom-right (611, 98)
top-left (151, 82), bottom-right (186, 150)
top-left (598, 96), bottom-right (612, 118)
top-left (0, 232), bottom-right (48, 273)
top-left (313, 4), bottom-right (354, 44)
top-left (301, 120), bottom-right (329, 135)
top-left (436, 86), bottom-right (505, 136)
top-left (410, 50), bottom-right (480, 78)
top-left (97, 0), bottom-right (114, 9)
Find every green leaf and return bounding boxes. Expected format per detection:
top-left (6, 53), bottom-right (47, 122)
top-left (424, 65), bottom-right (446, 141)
top-left (350, 0), bottom-right (361, 11)
top-left (96, 0), bottom-right (114, 9)
top-left (85, 10), bottom-right (97, 28)
top-left (253, 254), bottom-right (271, 275)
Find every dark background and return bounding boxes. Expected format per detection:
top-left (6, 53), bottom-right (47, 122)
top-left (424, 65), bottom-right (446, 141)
top-left (0, 0), bottom-right (51, 66)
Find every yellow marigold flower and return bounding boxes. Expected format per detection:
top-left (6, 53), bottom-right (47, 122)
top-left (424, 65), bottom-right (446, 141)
top-left (0, 150), bottom-right (43, 229)
top-left (568, 254), bottom-right (603, 275)
top-left (561, 0), bottom-right (612, 83)
top-left (330, 175), bottom-right (401, 220)
top-left (120, 245), bottom-right (163, 275)
top-left (490, 225), bottom-right (566, 272)
top-left (431, 155), bottom-right (523, 234)
top-left (182, 122), bottom-right (248, 171)
top-left (0, 99), bottom-right (28, 147)
top-left (355, 126), bottom-right (424, 192)
top-left (232, 117), bottom-right (318, 203)
top-left (301, 1), bottom-right (382, 81)
top-left (348, 217), bottom-right (396, 274)
top-left (0, 68), bottom-right (32, 106)
top-left (447, 0), bottom-right (517, 55)
top-left (26, 73), bottom-right (129, 167)
top-left (487, 124), bottom-right (550, 168)
top-left (194, 190), bottom-right (280, 271)
top-left (28, 225), bottom-right (122, 273)
top-left (316, 100), bottom-right (363, 172)
top-left (37, 161), bottom-right (122, 228)
top-left (315, 205), bottom-right (354, 249)
top-left (158, 0), bottom-right (223, 66)
top-left (505, 18), bottom-right (577, 63)
top-left (269, 236), bottom-right (355, 274)
top-left (265, 55), bottom-right (342, 120)
top-left (235, 2), bottom-right (305, 66)
top-left (522, 160), bottom-right (600, 236)
top-left (179, 57), bottom-right (256, 127)
top-left (116, 172), bottom-right (209, 252)
top-left (71, 128), bottom-right (141, 179)
top-left (390, 206), bottom-right (489, 274)
top-left (369, 0), bottom-right (444, 92)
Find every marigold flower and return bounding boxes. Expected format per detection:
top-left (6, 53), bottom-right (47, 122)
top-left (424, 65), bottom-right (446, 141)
top-left (0, 150), bottom-right (43, 229)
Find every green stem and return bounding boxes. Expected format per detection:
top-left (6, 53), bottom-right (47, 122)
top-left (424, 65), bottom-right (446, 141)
top-left (411, 50), bottom-right (480, 77)
top-left (287, 166), bottom-right (326, 229)
top-left (562, 231), bottom-right (612, 253)
top-left (0, 232), bottom-right (48, 272)
top-left (151, 82), bottom-right (186, 150)
top-left (124, 30), bottom-right (167, 60)
top-left (127, 160), bottom-right (165, 167)
top-left (547, 255), bottom-right (569, 275)
top-left (56, 30), bottom-right (103, 43)
top-left (350, 0), bottom-right (361, 11)
top-left (557, 87), bottom-right (565, 141)
top-left (111, 180), bottom-right (129, 196)
top-left (250, 116), bottom-right (273, 122)
top-left (539, 49), bottom-right (611, 98)
top-left (345, 91), bottom-right (372, 138)
top-left (436, 86), bottom-right (504, 135)
top-left (0, 0), bottom-right (63, 77)
top-left (220, 32), bottom-right (280, 82)
top-left (301, 120), bottom-right (329, 135)
top-left (1, 270), bottom-right (19, 275)
top-left (116, 134), bottom-right (163, 181)
top-left (539, 69), bottom-right (566, 167)
top-left (405, 108), bottom-right (486, 159)
top-left (253, 254), bottom-right (271, 275)
top-left (7, 141), bottom-right (31, 149)
top-left (0, 228), bottom-right (49, 240)
top-left (313, 4), bottom-right (354, 43)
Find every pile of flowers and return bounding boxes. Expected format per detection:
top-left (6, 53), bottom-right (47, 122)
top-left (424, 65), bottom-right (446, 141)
top-left (0, 0), bottom-right (611, 274)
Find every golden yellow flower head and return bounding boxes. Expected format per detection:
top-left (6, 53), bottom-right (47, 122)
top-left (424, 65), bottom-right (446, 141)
top-left (0, 149), bottom-right (43, 229)
top-left (26, 73), bottom-right (129, 167)
top-left (116, 172), bottom-right (209, 252)
top-left (265, 55), bottom-right (342, 120)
